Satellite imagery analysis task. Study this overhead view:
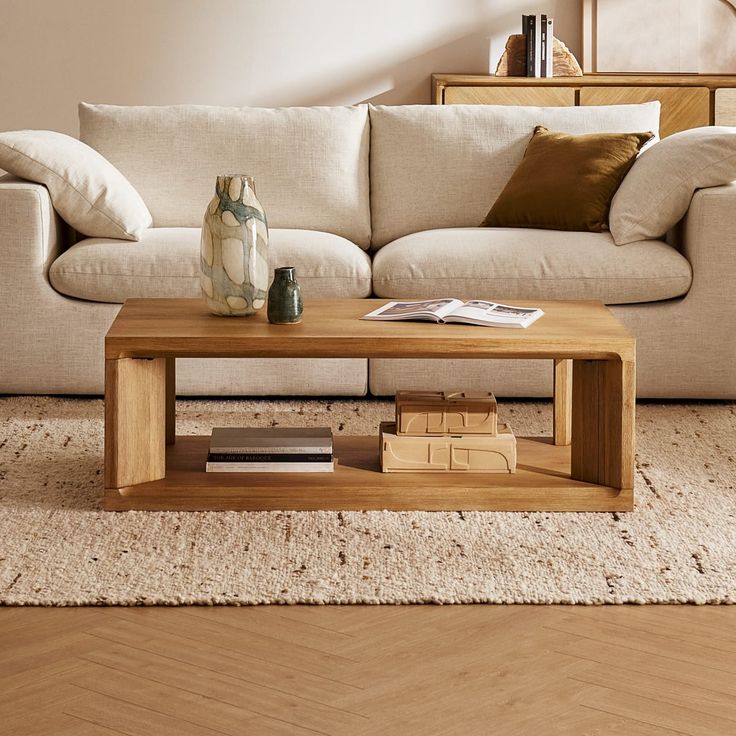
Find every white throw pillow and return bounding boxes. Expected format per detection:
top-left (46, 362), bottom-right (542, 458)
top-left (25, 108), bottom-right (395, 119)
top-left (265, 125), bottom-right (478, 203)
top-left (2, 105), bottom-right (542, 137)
top-left (0, 130), bottom-right (152, 240)
top-left (610, 126), bottom-right (736, 245)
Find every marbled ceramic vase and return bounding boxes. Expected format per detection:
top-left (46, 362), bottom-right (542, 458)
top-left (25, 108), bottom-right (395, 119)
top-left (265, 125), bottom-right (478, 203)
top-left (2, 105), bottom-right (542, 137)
top-left (200, 175), bottom-right (269, 316)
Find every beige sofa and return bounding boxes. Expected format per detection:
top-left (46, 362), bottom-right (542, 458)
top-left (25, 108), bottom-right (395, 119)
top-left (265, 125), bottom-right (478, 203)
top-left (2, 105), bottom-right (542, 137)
top-left (1, 102), bottom-right (733, 398)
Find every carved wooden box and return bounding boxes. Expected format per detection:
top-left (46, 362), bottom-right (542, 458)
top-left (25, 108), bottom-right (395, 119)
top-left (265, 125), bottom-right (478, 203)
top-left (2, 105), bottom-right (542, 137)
top-left (380, 422), bottom-right (516, 473)
top-left (395, 390), bottom-right (498, 435)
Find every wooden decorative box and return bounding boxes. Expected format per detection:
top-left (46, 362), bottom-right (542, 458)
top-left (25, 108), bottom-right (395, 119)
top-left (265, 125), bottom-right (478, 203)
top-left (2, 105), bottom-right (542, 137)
top-left (380, 422), bottom-right (516, 473)
top-left (395, 390), bottom-right (498, 435)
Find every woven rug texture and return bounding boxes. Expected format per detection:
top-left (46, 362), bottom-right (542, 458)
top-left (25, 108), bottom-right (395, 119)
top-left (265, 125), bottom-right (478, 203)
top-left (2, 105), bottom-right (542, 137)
top-left (0, 396), bottom-right (735, 605)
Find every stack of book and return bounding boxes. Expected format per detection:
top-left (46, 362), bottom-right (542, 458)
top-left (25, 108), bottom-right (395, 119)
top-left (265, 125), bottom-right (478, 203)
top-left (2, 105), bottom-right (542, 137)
top-left (205, 427), bottom-right (334, 473)
top-left (379, 390), bottom-right (517, 473)
top-left (522, 13), bottom-right (554, 78)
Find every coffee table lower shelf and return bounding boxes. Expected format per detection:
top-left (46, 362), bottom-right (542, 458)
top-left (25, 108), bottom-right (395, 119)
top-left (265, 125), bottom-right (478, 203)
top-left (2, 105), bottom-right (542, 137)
top-left (103, 435), bottom-right (632, 512)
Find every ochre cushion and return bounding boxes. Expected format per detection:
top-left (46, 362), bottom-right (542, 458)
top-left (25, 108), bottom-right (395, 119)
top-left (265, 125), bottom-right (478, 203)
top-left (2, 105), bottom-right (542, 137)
top-left (482, 126), bottom-right (654, 232)
top-left (371, 227), bottom-right (691, 305)
top-left (49, 228), bottom-right (372, 303)
top-left (368, 102), bottom-right (660, 248)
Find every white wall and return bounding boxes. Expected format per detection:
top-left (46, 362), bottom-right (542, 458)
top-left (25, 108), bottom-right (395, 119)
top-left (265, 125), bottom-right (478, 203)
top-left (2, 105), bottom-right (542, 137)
top-left (0, 0), bottom-right (581, 135)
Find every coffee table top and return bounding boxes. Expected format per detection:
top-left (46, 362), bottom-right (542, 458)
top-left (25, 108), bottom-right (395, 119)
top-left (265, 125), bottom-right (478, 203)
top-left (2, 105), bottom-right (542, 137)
top-left (105, 298), bottom-right (635, 361)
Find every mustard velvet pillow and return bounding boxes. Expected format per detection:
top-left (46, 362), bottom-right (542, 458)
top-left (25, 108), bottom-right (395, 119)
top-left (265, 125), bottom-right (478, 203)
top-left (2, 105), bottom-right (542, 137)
top-left (482, 125), bottom-right (654, 232)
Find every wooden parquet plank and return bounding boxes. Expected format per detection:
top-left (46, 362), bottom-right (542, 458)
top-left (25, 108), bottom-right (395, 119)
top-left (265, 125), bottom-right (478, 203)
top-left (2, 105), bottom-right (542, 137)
top-left (48, 717), bottom-right (125, 735)
top-left (0, 658), bottom-right (86, 692)
top-left (77, 641), bottom-right (368, 734)
top-left (554, 634), bottom-right (736, 698)
top-left (178, 606), bottom-right (355, 655)
top-left (63, 691), bottom-right (225, 736)
top-left (84, 618), bottom-right (363, 701)
top-left (581, 688), bottom-right (736, 736)
top-left (104, 608), bottom-right (362, 682)
top-left (70, 664), bottom-right (260, 735)
top-left (1, 631), bottom-right (100, 679)
top-left (570, 661), bottom-right (736, 722)
top-left (572, 605), bottom-right (736, 648)
top-left (544, 612), bottom-right (736, 673)
top-left (1, 606), bottom-right (736, 736)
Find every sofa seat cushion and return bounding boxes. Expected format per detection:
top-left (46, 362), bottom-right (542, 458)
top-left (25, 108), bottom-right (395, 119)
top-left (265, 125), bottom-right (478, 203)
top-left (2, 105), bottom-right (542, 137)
top-left (371, 228), bottom-right (692, 305)
top-left (49, 228), bottom-right (372, 304)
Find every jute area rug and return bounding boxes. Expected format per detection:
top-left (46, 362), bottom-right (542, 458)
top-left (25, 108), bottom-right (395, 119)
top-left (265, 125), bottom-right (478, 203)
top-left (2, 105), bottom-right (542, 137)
top-left (1, 396), bottom-right (735, 606)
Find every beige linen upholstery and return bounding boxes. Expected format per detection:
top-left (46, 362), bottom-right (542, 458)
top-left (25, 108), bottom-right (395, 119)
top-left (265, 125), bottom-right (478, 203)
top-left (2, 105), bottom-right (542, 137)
top-left (0, 130), bottom-right (151, 240)
top-left (50, 228), bottom-right (372, 303)
top-left (372, 228), bottom-right (691, 305)
top-left (368, 102), bottom-right (660, 248)
top-left (371, 184), bottom-right (736, 399)
top-left (0, 176), bottom-right (366, 395)
top-left (79, 104), bottom-right (372, 249)
top-left (610, 126), bottom-right (736, 244)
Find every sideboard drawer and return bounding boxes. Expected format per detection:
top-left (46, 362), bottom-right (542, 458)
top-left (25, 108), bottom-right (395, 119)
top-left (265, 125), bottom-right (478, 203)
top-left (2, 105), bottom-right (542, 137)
top-left (715, 89), bottom-right (736, 126)
top-left (444, 86), bottom-right (575, 106)
top-left (579, 86), bottom-right (709, 137)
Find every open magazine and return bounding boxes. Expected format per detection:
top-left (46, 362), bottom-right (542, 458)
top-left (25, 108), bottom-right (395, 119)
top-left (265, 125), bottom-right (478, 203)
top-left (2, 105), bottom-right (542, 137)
top-left (361, 299), bottom-right (544, 329)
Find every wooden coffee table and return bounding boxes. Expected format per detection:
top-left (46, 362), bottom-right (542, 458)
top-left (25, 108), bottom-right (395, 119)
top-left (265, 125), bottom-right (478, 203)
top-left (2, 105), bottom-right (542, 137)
top-left (104, 298), bottom-right (635, 512)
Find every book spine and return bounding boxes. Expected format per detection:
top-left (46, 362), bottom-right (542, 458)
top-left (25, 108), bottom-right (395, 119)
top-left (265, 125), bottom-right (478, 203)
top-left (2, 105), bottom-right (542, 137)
top-left (540, 14), bottom-right (547, 78)
top-left (206, 462), bottom-right (335, 473)
top-left (526, 15), bottom-right (535, 77)
top-left (545, 17), bottom-right (554, 77)
top-left (207, 452), bottom-right (333, 463)
top-left (209, 445), bottom-right (332, 454)
top-left (534, 14), bottom-right (542, 77)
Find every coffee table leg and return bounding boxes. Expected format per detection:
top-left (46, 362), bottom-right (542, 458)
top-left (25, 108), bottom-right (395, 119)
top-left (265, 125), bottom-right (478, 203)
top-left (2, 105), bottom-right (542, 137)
top-left (104, 358), bottom-right (167, 490)
top-left (571, 358), bottom-right (635, 491)
top-left (166, 357), bottom-right (176, 445)
top-left (553, 358), bottom-right (572, 446)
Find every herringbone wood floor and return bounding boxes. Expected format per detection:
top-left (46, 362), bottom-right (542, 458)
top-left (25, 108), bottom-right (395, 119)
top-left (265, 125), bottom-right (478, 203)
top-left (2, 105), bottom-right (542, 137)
top-left (1, 606), bottom-right (734, 735)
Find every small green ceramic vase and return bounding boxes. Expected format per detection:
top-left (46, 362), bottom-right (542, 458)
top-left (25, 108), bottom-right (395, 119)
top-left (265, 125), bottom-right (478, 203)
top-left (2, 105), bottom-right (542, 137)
top-left (267, 266), bottom-right (303, 324)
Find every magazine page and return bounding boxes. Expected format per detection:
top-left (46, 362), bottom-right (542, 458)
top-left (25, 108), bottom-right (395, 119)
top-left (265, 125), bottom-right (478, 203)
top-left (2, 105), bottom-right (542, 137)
top-left (444, 299), bottom-right (499, 321)
top-left (361, 299), bottom-right (464, 322)
top-left (444, 301), bottom-right (544, 328)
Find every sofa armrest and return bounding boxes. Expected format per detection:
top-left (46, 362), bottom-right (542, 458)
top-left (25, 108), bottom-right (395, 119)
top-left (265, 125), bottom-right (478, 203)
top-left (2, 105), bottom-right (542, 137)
top-left (0, 175), bottom-right (64, 274)
top-left (682, 182), bottom-right (736, 303)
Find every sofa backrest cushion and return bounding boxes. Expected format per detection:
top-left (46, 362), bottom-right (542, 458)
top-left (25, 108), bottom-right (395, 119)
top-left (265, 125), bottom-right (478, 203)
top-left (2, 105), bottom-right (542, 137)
top-left (368, 102), bottom-right (661, 248)
top-left (79, 103), bottom-right (372, 249)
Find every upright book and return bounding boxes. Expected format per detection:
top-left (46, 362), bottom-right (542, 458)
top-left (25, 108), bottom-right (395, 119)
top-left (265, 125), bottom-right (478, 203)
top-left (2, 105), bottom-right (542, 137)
top-left (544, 15), bottom-right (554, 78)
top-left (524, 14), bottom-right (536, 77)
top-left (533, 13), bottom-right (542, 77)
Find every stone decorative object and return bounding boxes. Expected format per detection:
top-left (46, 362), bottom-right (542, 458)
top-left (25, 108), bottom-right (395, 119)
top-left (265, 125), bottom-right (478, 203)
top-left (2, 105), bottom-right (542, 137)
top-left (267, 266), bottom-right (303, 324)
top-left (495, 35), bottom-right (583, 77)
top-left (200, 175), bottom-right (269, 316)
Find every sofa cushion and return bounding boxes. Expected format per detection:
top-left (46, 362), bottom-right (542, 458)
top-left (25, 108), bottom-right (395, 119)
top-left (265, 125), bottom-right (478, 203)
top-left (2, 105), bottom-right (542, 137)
top-left (49, 228), bottom-right (372, 304)
top-left (79, 104), bottom-right (371, 249)
top-left (610, 126), bottom-right (736, 245)
top-left (371, 228), bottom-right (692, 305)
top-left (369, 102), bottom-right (661, 248)
top-left (0, 130), bottom-right (151, 240)
top-left (482, 126), bottom-right (654, 232)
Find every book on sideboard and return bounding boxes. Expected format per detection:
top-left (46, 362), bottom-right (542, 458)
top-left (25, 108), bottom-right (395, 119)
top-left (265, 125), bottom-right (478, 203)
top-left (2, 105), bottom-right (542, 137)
top-left (522, 13), bottom-right (554, 78)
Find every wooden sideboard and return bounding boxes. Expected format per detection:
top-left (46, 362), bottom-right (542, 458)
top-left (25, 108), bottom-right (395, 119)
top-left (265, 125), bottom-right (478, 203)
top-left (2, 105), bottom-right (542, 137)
top-left (432, 74), bottom-right (736, 137)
